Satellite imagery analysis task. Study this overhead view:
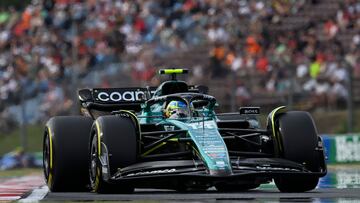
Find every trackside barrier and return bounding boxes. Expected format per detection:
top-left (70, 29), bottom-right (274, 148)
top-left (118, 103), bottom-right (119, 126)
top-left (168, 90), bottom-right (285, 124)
top-left (322, 134), bottom-right (360, 164)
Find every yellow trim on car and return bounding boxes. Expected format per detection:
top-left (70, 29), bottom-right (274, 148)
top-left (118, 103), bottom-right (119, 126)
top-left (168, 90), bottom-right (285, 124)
top-left (168, 138), bottom-right (179, 142)
top-left (161, 69), bottom-right (184, 74)
top-left (271, 106), bottom-right (286, 152)
top-left (141, 142), bottom-right (166, 156)
top-left (191, 146), bottom-right (201, 157)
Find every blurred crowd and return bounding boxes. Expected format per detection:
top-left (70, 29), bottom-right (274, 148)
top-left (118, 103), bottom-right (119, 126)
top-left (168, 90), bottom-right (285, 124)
top-left (199, 0), bottom-right (360, 109)
top-left (0, 148), bottom-right (42, 170)
top-left (0, 0), bottom-right (359, 131)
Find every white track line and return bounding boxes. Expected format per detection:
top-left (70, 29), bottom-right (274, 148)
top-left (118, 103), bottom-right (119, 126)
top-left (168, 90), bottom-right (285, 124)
top-left (0, 196), bottom-right (21, 201)
top-left (18, 186), bottom-right (48, 203)
top-left (0, 175), bottom-right (44, 201)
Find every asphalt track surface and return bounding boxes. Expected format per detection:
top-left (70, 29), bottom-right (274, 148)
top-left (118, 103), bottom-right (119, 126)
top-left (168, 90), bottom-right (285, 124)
top-left (44, 188), bottom-right (360, 202)
top-left (41, 165), bottom-right (360, 202)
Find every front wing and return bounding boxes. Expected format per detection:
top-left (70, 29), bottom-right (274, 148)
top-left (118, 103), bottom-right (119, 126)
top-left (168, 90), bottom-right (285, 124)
top-left (105, 158), bottom-right (327, 188)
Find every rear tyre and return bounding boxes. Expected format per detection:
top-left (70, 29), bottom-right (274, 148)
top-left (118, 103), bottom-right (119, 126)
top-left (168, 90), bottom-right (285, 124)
top-left (43, 116), bottom-right (93, 192)
top-left (89, 115), bottom-right (137, 194)
top-left (274, 111), bottom-right (320, 192)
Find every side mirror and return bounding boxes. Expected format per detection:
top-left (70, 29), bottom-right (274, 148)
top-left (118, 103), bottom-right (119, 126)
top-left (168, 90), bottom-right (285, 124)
top-left (78, 89), bottom-right (93, 102)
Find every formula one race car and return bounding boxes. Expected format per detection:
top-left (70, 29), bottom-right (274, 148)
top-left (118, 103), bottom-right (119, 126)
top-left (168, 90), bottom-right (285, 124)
top-left (43, 69), bottom-right (327, 193)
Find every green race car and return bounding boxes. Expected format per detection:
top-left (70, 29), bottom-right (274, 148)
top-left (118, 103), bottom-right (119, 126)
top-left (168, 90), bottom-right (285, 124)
top-left (43, 69), bottom-right (327, 193)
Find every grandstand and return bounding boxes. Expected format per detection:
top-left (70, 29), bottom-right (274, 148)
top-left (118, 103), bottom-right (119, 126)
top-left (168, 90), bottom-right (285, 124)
top-left (0, 0), bottom-right (359, 132)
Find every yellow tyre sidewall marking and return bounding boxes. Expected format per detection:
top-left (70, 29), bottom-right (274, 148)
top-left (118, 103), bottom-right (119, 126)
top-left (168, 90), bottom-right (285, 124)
top-left (271, 106), bottom-right (286, 153)
top-left (94, 120), bottom-right (102, 191)
top-left (95, 121), bottom-right (101, 156)
top-left (47, 127), bottom-right (53, 188)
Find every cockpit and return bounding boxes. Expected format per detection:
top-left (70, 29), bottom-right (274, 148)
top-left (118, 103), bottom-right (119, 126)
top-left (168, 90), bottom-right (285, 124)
top-left (144, 92), bottom-right (216, 121)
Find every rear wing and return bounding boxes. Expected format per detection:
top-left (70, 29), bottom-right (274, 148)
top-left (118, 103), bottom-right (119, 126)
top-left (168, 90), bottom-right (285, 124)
top-left (78, 87), bottom-right (156, 116)
top-left (78, 84), bottom-right (208, 117)
top-left (91, 88), bottom-right (155, 103)
top-left (79, 85), bottom-right (207, 104)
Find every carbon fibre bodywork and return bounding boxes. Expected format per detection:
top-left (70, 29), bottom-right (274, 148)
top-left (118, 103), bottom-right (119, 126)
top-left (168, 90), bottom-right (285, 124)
top-left (78, 69), bottom-right (327, 191)
top-left (108, 158), bottom-right (325, 188)
top-left (90, 92), bottom-right (327, 189)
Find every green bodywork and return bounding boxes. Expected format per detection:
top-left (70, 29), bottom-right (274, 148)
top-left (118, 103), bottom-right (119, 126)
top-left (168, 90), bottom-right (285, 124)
top-left (170, 119), bottom-right (232, 175)
top-left (138, 96), bottom-right (233, 175)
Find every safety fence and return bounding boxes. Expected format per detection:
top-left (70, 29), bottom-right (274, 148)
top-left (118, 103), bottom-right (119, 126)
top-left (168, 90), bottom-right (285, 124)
top-left (322, 134), bottom-right (360, 164)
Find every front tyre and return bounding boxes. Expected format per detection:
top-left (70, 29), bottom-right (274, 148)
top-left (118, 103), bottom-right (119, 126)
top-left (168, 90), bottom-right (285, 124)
top-left (89, 115), bottom-right (138, 194)
top-left (274, 111), bottom-right (321, 192)
top-left (275, 176), bottom-right (319, 193)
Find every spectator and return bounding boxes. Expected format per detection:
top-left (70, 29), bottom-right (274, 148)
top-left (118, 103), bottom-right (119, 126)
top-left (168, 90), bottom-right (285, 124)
top-left (209, 42), bottom-right (227, 78)
top-left (235, 81), bottom-right (251, 106)
top-left (328, 80), bottom-right (348, 109)
top-left (0, 0), bottom-right (358, 132)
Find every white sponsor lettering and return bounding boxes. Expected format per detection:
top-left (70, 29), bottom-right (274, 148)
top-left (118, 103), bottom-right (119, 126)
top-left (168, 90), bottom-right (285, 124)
top-left (216, 161), bottom-right (225, 167)
top-left (335, 136), bottom-right (360, 162)
top-left (97, 90), bottom-right (147, 102)
top-left (110, 92), bottom-right (122, 101)
top-left (136, 91), bottom-right (145, 100)
top-left (98, 92), bottom-right (110, 101)
top-left (244, 109), bottom-right (258, 114)
top-left (240, 107), bottom-right (260, 114)
top-left (126, 168), bottom-right (176, 177)
top-left (336, 170), bottom-right (360, 189)
top-left (188, 121), bottom-right (216, 129)
top-left (255, 166), bottom-right (300, 171)
top-left (123, 91), bottom-right (135, 101)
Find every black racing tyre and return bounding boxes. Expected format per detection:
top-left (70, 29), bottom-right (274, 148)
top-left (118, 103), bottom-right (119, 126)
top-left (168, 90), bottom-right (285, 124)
top-left (215, 183), bottom-right (259, 192)
top-left (89, 115), bottom-right (137, 194)
top-left (275, 175), bottom-right (319, 193)
top-left (43, 116), bottom-right (93, 192)
top-left (274, 111), bottom-right (320, 192)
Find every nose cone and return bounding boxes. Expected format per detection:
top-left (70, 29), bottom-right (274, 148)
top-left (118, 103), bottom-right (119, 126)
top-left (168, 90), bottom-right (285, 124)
top-left (209, 168), bottom-right (232, 176)
top-left (167, 119), bottom-right (233, 177)
top-left (187, 120), bottom-right (233, 176)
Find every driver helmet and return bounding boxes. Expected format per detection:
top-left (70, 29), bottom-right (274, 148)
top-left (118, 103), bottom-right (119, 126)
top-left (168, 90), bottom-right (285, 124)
top-left (165, 100), bottom-right (188, 118)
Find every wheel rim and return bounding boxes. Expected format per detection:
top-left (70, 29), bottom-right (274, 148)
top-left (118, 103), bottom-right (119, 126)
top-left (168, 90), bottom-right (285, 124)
top-left (43, 133), bottom-right (50, 180)
top-left (89, 134), bottom-right (98, 185)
